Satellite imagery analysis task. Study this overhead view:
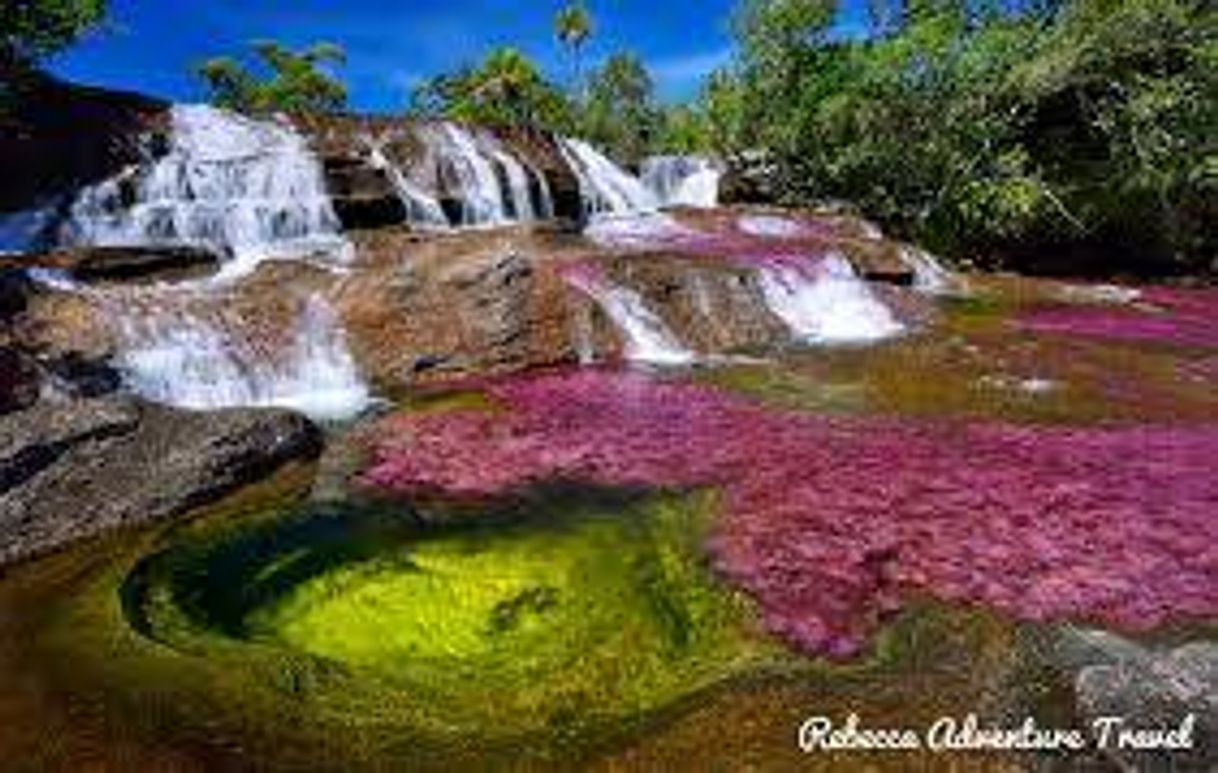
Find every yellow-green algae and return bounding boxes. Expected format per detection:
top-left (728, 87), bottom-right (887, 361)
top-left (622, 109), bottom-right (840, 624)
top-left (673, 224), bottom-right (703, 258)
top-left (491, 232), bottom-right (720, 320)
top-left (0, 464), bottom-right (1052, 770)
top-left (130, 486), bottom-right (788, 741)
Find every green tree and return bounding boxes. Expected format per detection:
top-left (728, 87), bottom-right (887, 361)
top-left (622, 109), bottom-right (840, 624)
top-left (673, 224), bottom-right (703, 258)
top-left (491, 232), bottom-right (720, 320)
top-left (409, 47), bottom-right (574, 130)
top-left (555, 2), bottom-right (594, 94)
top-left (1, 0), bottom-right (107, 66)
top-left (196, 40), bottom-right (347, 115)
top-left (581, 52), bottom-right (659, 162)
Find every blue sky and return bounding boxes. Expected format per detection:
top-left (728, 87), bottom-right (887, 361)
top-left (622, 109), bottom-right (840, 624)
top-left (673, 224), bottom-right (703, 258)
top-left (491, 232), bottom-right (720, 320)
top-left (51, 0), bottom-right (868, 112)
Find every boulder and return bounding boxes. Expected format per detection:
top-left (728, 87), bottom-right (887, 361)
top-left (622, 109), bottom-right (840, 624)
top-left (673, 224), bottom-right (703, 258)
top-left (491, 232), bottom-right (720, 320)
top-left (1045, 627), bottom-right (1218, 771)
top-left (0, 396), bottom-right (322, 566)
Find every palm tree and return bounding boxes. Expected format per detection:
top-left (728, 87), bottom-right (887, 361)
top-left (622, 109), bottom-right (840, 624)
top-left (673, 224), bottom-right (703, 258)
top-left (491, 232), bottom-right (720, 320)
top-left (554, 2), bottom-right (593, 97)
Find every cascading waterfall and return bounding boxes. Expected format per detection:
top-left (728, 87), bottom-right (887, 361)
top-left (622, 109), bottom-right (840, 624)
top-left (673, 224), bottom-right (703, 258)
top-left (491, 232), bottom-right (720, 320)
top-left (364, 136), bottom-right (449, 229)
top-left (434, 123), bottom-right (508, 225)
top-left (641, 156), bottom-right (721, 209)
top-left (64, 104), bottom-right (352, 281)
top-left (487, 146), bottom-right (536, 222)
top-left (418, 123), bottom-right (551, 227)
top-left (900, 246), bottom-right (960, 295)
top-left (757, 254), bottom-right (905, 344)
top-left (117, 293), bottom-right (370, 421)
top-left (564, 267), bottom-right (694, 365)
top-left (559, 139), bottom-right (658, 218)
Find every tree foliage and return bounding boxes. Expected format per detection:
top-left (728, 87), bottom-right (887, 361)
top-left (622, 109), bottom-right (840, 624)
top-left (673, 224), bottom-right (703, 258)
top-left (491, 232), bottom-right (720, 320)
top-left (196, 41), bottom-right (347, 115)
top-left (1, 0), bottom-right (106, 66)
top-left (408, 47), bottom-right (574, 130)
top-left (555, 2), bottom-right (594, 91)
top-left (581, 52), bottom-right (659, 162)
top-left (703, 0), bottom-right (1216, 272)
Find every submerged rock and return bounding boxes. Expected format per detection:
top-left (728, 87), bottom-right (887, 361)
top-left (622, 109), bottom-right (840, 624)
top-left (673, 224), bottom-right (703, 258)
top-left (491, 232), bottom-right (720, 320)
top-left (0, 396), bottom-right (322, 566)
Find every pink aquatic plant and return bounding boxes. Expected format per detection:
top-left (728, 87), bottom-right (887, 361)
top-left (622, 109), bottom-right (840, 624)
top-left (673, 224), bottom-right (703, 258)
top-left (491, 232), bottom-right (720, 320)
top-left (1019, 287), bottom-right (1218, 348)
top-left (363, 369), bottom-right (1218, 659)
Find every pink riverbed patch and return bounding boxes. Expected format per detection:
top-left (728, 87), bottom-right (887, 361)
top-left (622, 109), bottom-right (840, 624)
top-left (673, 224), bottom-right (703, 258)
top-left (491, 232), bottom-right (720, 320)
top-left (1019, 287), bottom-right (1218, 348)
top-left (363, 369), bottom-right (1218, 658)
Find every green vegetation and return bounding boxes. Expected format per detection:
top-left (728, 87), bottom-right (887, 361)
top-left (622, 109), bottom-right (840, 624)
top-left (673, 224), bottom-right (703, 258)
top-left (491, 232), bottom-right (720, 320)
top-left (555, 2), bottom-right (594, 93)
top-left (582, 52), bottom-right (661, 162)
top-left (1, 0), bottom-right (106, 66)
top-left (196, 40), bottom-right (347, 115)
top-left (408, 46), bottom-right (575, 130)
top-left (702, 0), bottom-right (1216, 272)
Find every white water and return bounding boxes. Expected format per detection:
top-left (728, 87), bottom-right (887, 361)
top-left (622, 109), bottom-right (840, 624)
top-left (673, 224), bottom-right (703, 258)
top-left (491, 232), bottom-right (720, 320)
top-left (118, 293), bottom-right (370, 421)
top-left (565, 271), bottom-right (693, 365)
top-left (584, 211), bottom-right (693, 250)
top-left (758, 254), bottom-right (905, 344)
top-left (419, 123), bottom-right (552, 227)
top-left (737, 214), bottom-right (804, 239)
top-left (559, 139), bottom-right (658, 217)
top-left (364, 136), bottom-right (449, 229)
top-left (900, 246), bottom-right (959, 295)
top-left (64, 104), bottom-right (351, 281)
top-left (488, 146), bottom-right (536, 222)
top-left (641, 156), bottom-right (721, 209)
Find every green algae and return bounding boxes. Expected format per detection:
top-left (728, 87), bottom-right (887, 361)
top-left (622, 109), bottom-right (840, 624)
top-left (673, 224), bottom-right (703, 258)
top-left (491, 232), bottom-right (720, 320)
top-left (123, 486), bottom-right (793, 749)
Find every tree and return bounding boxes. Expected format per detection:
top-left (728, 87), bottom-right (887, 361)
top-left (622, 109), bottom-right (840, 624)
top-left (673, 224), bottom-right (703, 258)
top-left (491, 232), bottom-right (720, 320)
top-left (581, 52), bottom-right (659, 162)
top-left (1, 0), bottom-right (107, 67)
top-left (409, 48), bottom-right (575, 130)
top-left (196, 41), bottom-right (347, 115)
top-left (555, 2), bottom-right (594, 95)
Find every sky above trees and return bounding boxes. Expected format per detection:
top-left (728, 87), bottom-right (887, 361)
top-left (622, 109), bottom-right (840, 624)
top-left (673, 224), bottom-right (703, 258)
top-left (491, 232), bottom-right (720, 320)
top-left (48, 0), bottom-right (871, 109)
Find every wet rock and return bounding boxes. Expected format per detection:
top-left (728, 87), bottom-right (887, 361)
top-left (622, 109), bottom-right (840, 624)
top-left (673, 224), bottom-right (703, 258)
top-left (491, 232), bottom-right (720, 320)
top-left (40, 352), bottom-right (123, 397)
top-left (0, 72), bottom-right (167, 222)
top-left (0, 246), bottom-right (219, 283)
top-left (0, 397), bottom-right (322, 566)
top-left (324, 156), bottom-right (408, 230)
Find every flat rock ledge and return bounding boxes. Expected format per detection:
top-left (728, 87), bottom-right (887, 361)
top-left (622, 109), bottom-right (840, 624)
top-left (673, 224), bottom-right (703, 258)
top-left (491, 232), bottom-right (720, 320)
top-left (0, 396), bottom-right (323, 567)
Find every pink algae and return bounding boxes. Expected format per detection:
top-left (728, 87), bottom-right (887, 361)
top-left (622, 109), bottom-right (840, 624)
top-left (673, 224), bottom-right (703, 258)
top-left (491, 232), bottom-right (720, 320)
top-left (1018, 287), bottom-right (1218, 348)
top-left (362, 369), bottom-right (1218, 658)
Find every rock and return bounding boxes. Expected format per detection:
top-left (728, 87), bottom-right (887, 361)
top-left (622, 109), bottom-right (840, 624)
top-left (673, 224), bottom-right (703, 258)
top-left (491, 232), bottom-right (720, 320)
top-left (0, 72), bottom-right (167, 221)
top-left (840, 239), bottom-right (915, 286)
top-left (0, 397), bottom-right (322, 566)
top-left (1046, 627), bottom-right (1218, 771)
top-left (719, 151), bottom-right (778, 205)
top-left (0, 246), bottom-right (219, 283)
top-left (336, 228), bottom-right (577, 386)
top-left (0, 347), bottom-right (40, 416)
top-left (324, 156), bottom-right (408, 230)
top-left (40, 352), bottom-right (123, 397)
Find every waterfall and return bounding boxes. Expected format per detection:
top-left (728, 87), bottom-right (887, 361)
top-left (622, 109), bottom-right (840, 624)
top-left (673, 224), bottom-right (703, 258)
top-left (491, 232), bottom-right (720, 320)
top-left (564, 267), bottom-right (693, 365)
top-left (641, 156), bottom-right (721, 209)
top-left (364, 136), bottom-right (449, 229)
top-left (757, 254), bottom-right (905, 344)
top-left (488, 147), bottom-right (536, 222)
top-left (63, 104), bottom-right (351, 281)
top-left (117, 293), bottom-right (370, 421)
top-left (418, 123), bottom-right (551, 227)
top-left (900, 246), bottom-right (960, 295)
top-left (559, 139), bottom-right (658, 217)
